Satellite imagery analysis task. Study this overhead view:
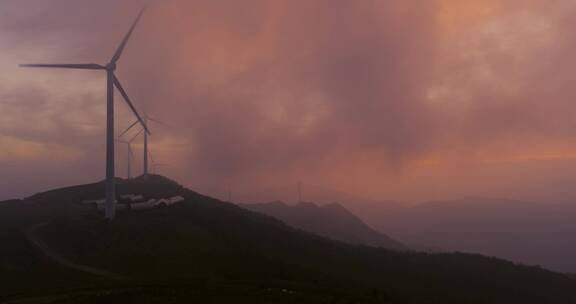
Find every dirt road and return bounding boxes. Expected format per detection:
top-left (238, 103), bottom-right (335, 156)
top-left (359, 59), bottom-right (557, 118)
top-left (25, 222), bottom-right (127, 280)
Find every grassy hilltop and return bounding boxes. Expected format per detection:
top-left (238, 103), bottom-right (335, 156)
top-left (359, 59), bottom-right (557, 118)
top-left (1, 175), bottom-right (575, 303)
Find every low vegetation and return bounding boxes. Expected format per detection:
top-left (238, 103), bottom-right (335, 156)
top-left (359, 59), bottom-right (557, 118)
top-left (1, 175), bottom-right (575, 303)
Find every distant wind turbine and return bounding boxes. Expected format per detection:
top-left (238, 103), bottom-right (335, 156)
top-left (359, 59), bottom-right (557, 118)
top-left (118, 128), bottom-right (144, 179)
top-left (20, 8), bottom-right (151, 220)
top-left (120, 115), bottom-right (169, 176)
top-left (148, 151), bottom-right (168, 175)
top-left (228, 183), bottom-right (232, 203)
top-left (152, 163), bottom-right (169, 175)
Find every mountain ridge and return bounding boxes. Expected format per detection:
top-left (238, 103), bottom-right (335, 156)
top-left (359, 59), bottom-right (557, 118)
top-left (1, 175), bottom-right (576, 303)
top-left (241, 201), bottom-right (407, 251)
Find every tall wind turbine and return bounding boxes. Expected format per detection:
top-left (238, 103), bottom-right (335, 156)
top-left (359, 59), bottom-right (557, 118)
top-left (118, 128), bottom-right (144, 179)
top-left (20, 8), bottom-right (151, 220)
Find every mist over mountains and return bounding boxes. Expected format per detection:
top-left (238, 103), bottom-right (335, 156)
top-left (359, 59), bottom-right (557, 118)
top-left (240, 184), bottom-right (576, 273)
top-left (2, 176), bottom-right (576, 303)
top-left (368, 197), bottom-right (576, 274)
top-left (241, 201), bottom-right (407, 251)
top-left (3, 1), bottom-right (576, 302)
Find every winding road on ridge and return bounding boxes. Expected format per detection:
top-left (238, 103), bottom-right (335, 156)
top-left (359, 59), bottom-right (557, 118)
top-left (25, 222), bottom-right (128, 280)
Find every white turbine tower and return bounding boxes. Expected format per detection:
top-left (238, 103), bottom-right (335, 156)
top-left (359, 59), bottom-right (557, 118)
top-left (20, 8), bottom-right (151, 220)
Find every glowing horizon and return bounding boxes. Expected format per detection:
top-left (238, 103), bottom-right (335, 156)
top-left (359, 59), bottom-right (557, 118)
top-left (2, 0), bottom-right (576, 204)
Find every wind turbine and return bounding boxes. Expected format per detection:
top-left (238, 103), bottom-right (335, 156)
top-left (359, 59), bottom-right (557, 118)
top-left (120, 115), bottom-right (168, 176)
top-left (152, 163), bottom-right (170, 175)
top-left (228, 183), bottom-right (233, 203)
top-left (149, 150), bottom-right (169, 175)
top-left (118, 128), bottom-right (144, 179)
top-left (20, 8), bottom-right (151, 220)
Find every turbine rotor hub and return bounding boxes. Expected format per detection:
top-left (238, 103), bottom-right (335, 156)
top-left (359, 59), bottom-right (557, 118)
top-left (106, 63), bottom-right (117, 71)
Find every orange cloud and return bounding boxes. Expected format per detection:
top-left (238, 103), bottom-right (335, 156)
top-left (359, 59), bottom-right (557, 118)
top-left (3, 0), bottom-right (576, 204)
top-left (0, 135), bottom-right (81, 161)
top-left (437, 0), bottom-right (503, 36)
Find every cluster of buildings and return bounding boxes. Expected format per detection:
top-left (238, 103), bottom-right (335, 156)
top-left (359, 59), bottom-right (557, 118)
top-left (81, 195), bottom-right (185, 212)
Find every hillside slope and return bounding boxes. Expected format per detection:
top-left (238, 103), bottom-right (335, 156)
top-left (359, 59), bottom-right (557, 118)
top-left (1, 175), bottom-right (576, 303)
top-left (242, 201), bottom-right (406, 251)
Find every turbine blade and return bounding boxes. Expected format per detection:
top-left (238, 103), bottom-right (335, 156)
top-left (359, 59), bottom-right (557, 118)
top-left (110, 7), bottom-right (146, 64)
top-left (119, 120), bottom-right (140, 137)
top-left (19, 64), bottom-right (105, 70)
top-left (129, 128), bottom-right (144, 143)
top-left (112, 74), bottom-right (151, 135)
top-left (147, 116), bottom-right (172, 128)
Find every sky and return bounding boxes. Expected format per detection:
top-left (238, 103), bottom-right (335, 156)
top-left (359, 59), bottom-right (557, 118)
top-left (2, 0), bottom-right (576, 204)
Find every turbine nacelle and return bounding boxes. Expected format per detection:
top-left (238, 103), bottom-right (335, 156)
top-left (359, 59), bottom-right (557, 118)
top-left (106, 63), bottom-right (117, 71)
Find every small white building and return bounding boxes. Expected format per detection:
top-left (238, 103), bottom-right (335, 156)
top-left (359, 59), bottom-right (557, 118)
top-left (120, 194), bottom-right (144, 202)
top-left (81, 195), bottom-right (185, 212)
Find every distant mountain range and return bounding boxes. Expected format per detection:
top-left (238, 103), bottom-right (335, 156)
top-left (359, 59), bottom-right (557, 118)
top-left (366, 197), bottom-right (576, 274)
top-left (241, 184), bottom-right (576, 274)
top-left (241, 201), bottom-right (407, 251)
top-left (1, 176), bottom-right (576, 303)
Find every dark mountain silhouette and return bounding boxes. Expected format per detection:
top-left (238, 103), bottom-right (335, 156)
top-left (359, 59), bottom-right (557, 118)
top-left (241, 201), bottom-right (407, 251)
top-left (250, 184), bottom-right (576, 273)
top-left (1, 176), bottom-right (576, 303)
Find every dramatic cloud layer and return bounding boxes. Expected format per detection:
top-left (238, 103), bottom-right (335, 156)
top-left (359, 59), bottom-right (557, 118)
top-left (2, 0), bottom-right (576, 203)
